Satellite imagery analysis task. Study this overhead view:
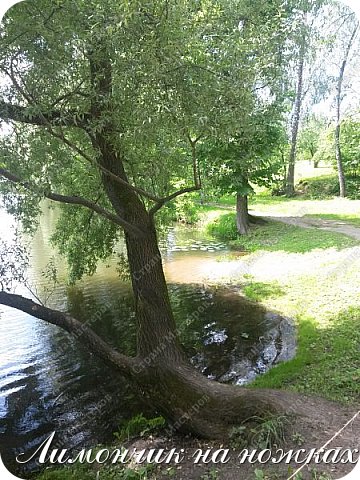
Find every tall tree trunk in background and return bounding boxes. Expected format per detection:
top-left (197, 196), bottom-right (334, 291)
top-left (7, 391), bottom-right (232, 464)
top-left (236, 194), bottom-right (249, 235)
top-left (311, 148), bottom-right (319, 168)
top-left (286, 36), bottom-right (306, 197)
top-left (335, 23), bottom-right (359, 198)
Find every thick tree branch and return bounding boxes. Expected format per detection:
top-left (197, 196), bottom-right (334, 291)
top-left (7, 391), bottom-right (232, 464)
top-left (0, 99), bottom-right (90, 128)
top-left (0, 167), bottom-right (145, 238)
top-left (149, 185), bottom-right (201, 216)
top-left (0, 291), bottom-right (136, 376)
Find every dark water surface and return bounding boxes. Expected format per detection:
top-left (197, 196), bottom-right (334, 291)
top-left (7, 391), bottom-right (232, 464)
top-left (0, 207), bottom-right (295, 475)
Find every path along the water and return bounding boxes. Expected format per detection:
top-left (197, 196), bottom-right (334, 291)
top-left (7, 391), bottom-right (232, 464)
top-left (257, 213), bottom-right (360, 241)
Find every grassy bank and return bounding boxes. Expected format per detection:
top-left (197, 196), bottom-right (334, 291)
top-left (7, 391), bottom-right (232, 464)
top-left (206, 212), bottom-right (358, 253)
top-left (204, 205), bottom-right (360, 405)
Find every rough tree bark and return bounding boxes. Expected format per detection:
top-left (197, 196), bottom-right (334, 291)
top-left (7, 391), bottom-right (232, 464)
top-left (335, 22), bottom-right (359, 198)
top-left (236, 194), bottom-right (249, 235)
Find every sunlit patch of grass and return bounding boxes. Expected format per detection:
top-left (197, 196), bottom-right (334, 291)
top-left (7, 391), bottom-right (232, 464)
top-left (207, 213), bottom-right (358, 253)
top-left (251, 308), bottom-right (360, 404)
top-left (243, 282), bottom-right (285, 302)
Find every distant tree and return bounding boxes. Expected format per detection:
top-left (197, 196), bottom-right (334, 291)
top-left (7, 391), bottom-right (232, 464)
top-left (199, 107), bottom-right (286, 234)
top-left (298, 114), bottom-right (327, 167)
top-left (284, 0), bottom-right (331, 195)
top-left (334, 18), bottom-right (359, 197)
top-left (313, 117), bottom-right (360, 178)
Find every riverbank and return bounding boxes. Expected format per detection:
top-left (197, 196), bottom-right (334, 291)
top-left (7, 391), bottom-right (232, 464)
top-left (200, 196), bottom-right (360, 404)
top-left (33, 196), bottom-right (360, 480)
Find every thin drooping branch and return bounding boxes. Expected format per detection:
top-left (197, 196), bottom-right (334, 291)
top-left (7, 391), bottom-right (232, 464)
top-left (0, 99), bottom-right (90, 128)
top-left (149, 134), bottom-right (202, 216)
top-left (0, 167), bottom-right (145, 237)
top-left (1, 65), bottom-right (162, 205)
top-left (0, 291), bottom-right (136, 376)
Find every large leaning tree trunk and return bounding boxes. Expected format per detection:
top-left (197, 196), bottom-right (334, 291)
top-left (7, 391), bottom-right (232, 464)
top-left (334, 22), bottom-right (359, 198)
top-left (286, 34), bottom-right (306, 197)
top-left (0, 20), bottom-right (309, 440)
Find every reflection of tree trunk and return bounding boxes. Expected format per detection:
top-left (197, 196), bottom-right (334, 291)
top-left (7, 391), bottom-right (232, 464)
top-left (236, 194), bottom-right (249, 235)
top-left (286, 35), bottom-right (306, 197)
top-left (335, 23), bottom-right (358, 198)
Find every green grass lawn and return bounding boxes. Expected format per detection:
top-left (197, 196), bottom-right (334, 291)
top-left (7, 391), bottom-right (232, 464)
top-left (250, 306), bottom-right (360, 404)
top-left (207, 213), bottom-right (358, 253)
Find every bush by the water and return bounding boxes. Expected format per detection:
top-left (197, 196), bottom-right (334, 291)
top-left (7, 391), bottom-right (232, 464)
top-left (157, 193), bottom-right (200, 225)
top-left (207, 212), bottom-right (238, 240)
top-left (297, 175), bottom-right (360, 199)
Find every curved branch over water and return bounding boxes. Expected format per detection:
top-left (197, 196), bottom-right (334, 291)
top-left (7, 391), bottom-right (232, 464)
top-left (0, 291), bottom-right (136, 377)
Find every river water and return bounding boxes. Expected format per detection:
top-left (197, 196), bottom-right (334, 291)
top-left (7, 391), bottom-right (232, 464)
top-left (0, 206), bottom-right (295, 475)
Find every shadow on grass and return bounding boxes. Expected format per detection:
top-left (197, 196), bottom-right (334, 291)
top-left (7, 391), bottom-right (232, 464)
top-left (251, 306), bottom-right (360, 404)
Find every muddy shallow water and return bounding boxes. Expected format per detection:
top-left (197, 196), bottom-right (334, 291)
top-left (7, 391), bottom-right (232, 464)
top-left (0, 208), bottom-right (295, 474)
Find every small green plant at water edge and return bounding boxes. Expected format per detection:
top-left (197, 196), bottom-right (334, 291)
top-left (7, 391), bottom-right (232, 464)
top-left (254, 469), bottom-right (281, 480)
top-left (247, 414), bottom-right (289, 449)
top-left (310, 470), bottom-right (332, 480)
top-left (254, 470), bottom-right (266, 480)
top-left (114, 414), bottom-right (166, 442)
top-left (119, 464), bottom-right (155, 480)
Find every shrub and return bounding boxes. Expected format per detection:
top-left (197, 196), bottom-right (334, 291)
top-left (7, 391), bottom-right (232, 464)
top-left (207, 213), bottom-right (238, 241)
top-left (297, 175), bottom-right (339, 198)
top-left (297, 174), bottom-right (360, 199)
